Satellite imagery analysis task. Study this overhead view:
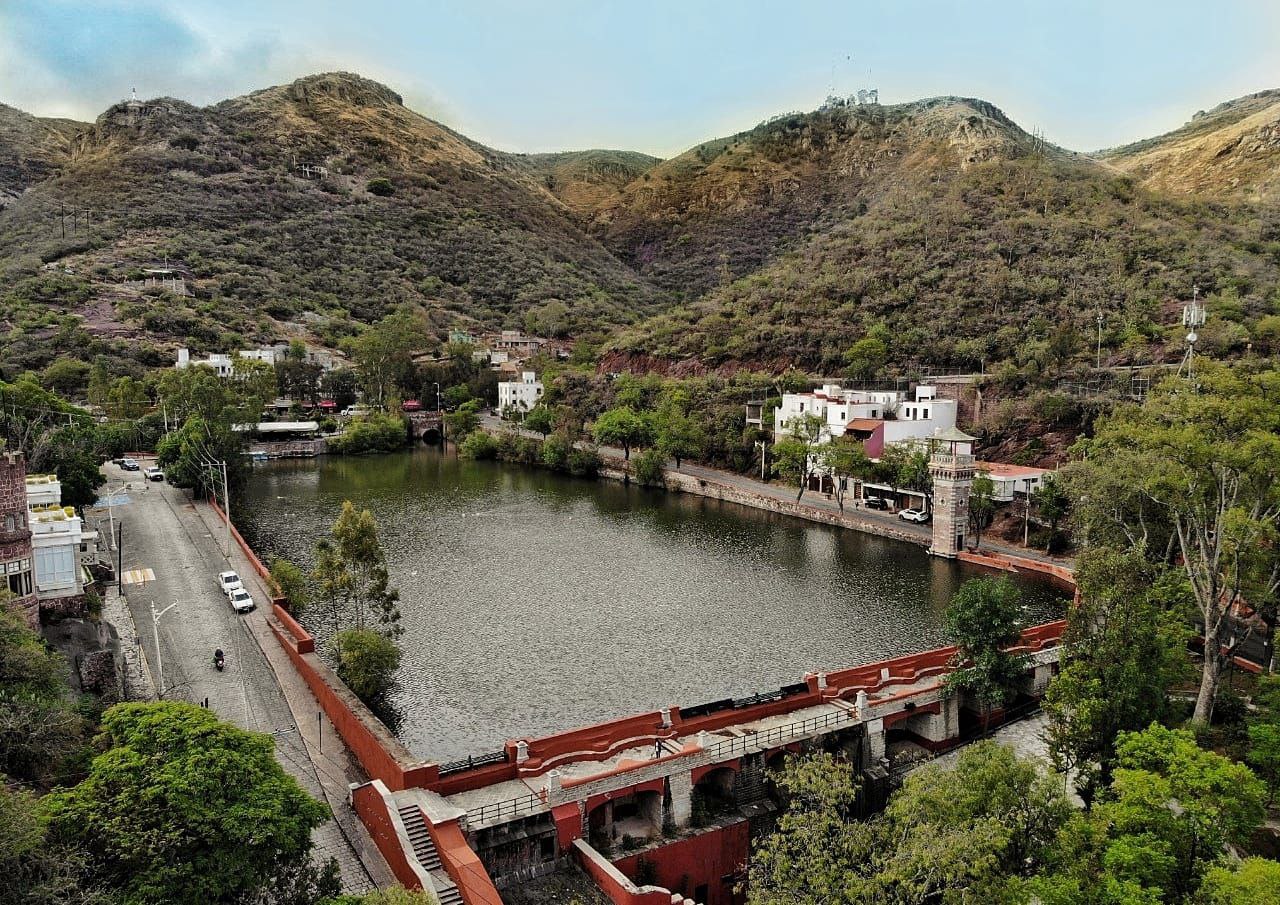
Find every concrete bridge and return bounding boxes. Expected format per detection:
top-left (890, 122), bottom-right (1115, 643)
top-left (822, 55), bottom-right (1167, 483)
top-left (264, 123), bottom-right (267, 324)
top-left (407, 411), bottom-right (445, 443)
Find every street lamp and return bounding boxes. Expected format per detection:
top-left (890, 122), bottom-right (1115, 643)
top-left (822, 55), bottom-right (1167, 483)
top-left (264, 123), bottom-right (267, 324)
top-left (755, 440), bottom-right (768, 481)
top-left (150, 600), bottom-right (179, 696)
top-left (432, 382), bottom-right (441, 412)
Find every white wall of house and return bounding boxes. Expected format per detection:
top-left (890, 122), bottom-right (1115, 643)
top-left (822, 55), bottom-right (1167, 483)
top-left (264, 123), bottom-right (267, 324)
top-left (775, 384), bottom-right (955, 446)
top-left (498, 371), bottom-right (544, 413)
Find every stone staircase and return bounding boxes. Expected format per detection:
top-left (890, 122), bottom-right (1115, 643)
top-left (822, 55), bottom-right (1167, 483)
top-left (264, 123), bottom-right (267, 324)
top-left (396, 804), bottom-right (463, 905)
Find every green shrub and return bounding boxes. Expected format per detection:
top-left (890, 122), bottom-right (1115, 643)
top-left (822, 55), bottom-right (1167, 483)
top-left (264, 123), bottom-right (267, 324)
top-left (366, 178), bottom-right (394, 197)
top-left (333, 629), bottom-right (401, 704)
top-left (631, 447), bottom-right (665, 486)
top-left (459, 431), bottom-right (498, 460)
top-left (327, 413), bottom-right (408, 455)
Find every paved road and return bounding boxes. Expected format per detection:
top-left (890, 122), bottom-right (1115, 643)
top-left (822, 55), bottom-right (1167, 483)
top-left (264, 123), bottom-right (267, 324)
top-left (480, 415), bottom-right (1068, 567)
top-left (99, 462), bottom-right (391, 895)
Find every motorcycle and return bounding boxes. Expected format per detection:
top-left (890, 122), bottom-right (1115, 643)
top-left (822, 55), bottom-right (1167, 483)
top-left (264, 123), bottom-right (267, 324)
top-left (213, 649), bottom-right (225, 672)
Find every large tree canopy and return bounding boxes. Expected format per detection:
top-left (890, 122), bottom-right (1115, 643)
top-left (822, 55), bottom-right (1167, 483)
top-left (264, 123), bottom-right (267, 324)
top-left (43, 702), bottom-right (329, 905)
top-left (1067, 362), bottom-right (1280, 724)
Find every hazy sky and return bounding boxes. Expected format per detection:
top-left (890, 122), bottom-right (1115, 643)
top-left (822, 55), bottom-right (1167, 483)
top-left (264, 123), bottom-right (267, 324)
top-left (3, 0), bottom-right (1278, 157)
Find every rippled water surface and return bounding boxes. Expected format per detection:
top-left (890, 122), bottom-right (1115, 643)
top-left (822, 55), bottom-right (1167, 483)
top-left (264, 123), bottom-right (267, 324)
top-left (237, 447), bottom-right (1064, 761)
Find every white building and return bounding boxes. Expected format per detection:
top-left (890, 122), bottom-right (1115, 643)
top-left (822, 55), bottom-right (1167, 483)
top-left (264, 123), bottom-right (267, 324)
top-left (975, 462), bottom-right (1052, 502)
top-left (176, 347), bottom-right (280, 377)
top-left (25, 475), bottom-right (84, 602)
top-left (498, 371), bottom-right (544, 414)
top-left (774, 384), bottom-right (957, 457)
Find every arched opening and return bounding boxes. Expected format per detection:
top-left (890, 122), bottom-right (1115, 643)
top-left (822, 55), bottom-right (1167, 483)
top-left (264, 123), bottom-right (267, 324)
top-left (587, 789), bottom-right (663, 854)
top-left (691, 766), bottom-right (738, 826)
top-left (419, 427), bottom-right (442, 444)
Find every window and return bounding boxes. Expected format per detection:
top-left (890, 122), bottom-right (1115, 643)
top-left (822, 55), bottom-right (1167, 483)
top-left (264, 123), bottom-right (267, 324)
top-left (6, 566), bottom-right (32, 597)
top-left (34, 546), bottom-right (76, 591)
top-left (3, 514), bottom-right (12, 531)
top-left (922, 408), bottom-right (930, 419)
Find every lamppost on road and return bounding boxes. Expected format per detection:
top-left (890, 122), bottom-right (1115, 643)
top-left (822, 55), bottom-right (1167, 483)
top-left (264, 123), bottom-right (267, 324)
top-left (150, 600), bottom-right (179, 697)
top-left (432, 382), bottom-right (441, 412)
top-left (755, 440), bottom-right (769, 481)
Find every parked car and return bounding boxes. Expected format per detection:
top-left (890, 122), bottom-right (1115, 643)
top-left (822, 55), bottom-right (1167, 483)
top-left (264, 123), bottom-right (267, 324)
top-left (863, 497), bottom-right (888, 510)
top-left (218, 570), bottom-right (244, 596)
top-left (227, 587), bottom-right (256, 614)
top-left (898, 508), bottom-right (932, 524)
top-left (144, 467), bottom-right (165, 482)
top-left (120, 458), bottom-right (141, 471)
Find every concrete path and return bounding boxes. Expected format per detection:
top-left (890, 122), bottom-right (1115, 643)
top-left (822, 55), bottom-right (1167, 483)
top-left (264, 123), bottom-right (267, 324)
top-left (100, 462), bottom-right (393, 894)
top-left (479, 415), bottom-right (1069, 567)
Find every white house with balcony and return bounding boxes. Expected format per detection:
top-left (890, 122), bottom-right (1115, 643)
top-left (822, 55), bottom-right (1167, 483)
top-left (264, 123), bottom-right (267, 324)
top-left (774, 384), bottom-right (957, 457)
top-left (25, 475), bottom-right (84, 602)
top-left (498, 371), bottom-right (544, 415)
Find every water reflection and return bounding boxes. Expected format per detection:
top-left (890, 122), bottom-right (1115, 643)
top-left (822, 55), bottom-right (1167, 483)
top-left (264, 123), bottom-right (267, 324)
top-left (237, 446), bottom-right (1063, 761)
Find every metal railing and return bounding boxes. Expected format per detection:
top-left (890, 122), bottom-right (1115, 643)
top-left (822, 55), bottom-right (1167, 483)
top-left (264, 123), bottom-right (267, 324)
top-left (463, 790), bottom-right (546, 829)
top-left (703, 708), bottom-right (856, 761)
top-left (439, 750), bottom-right (508, 777)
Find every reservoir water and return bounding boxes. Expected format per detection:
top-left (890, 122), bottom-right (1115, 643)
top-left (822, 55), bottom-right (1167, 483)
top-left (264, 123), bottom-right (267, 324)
top-left (237, 446), bottom-right (1064, 762)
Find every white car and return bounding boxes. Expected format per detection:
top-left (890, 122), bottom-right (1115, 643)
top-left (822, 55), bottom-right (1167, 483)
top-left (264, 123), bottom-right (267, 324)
top-left (898, 508), bottom-right (932, 524)
top-left (144, 467), bottom-right (165, 482)
top-left (218, 571), bottom-right (243, 596)
top-left (227, 587), bottom-right (255, 614)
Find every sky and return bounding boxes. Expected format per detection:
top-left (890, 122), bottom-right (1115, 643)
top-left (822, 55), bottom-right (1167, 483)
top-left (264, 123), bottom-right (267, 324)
top-left (2, 0), bottom-right (1279, 157)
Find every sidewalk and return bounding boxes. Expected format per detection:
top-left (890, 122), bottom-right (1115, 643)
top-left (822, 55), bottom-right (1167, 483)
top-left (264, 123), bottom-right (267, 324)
top-left (185, 496), bottom-right (396, 893)
top-left (480, 415), bottom-right (1072, 569)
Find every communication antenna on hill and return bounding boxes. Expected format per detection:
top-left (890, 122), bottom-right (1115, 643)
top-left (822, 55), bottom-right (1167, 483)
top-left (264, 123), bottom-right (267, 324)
top-left (1179, 284), bottom-right (1208, 381)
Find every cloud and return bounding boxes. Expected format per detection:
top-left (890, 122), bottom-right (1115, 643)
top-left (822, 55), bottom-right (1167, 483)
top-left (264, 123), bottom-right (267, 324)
top-left (0, 0), bottom-right (454, 123)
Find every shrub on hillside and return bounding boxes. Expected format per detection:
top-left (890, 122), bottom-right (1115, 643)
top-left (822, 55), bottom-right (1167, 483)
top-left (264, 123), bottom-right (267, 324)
top-left (366, 178), bottom-right (394, 197)
top-left (631, 447), bottom-right (665, 487)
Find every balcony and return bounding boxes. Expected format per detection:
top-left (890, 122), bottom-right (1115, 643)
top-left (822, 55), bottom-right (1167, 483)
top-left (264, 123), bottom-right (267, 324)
top-left (930, 451), bottom-right (975, 468)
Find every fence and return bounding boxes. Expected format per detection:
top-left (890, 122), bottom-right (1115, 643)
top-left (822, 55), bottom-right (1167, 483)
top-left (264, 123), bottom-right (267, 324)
top-left (463, 790), bottom-right (546, 829)
top-left (702, 708), bottom-right (855, 761)
top-left (439, 750), bottom-right (507, 777)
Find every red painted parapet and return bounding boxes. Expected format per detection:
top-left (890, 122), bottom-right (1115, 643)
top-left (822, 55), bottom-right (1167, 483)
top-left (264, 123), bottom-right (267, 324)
top-left (430, 819), bottom-right (504, 905)
top-left (351, 781), bottom-right (431, 891)
top-left (273, 602), bottom-right (315, 654)
top-left (612, 821), bottom-right (750, 905)
top-left (267, 614), bottom-right (436, 791)
top-left (957, 550), bottom-right (1076, 591)
top-left (574, 839), bottom-right (676, 905)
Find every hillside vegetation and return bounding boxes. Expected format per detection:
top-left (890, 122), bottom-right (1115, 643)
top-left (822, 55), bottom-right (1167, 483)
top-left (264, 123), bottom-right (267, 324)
top-left (1, 74), bottom-right (1278, 381)
top-left (1102, 89), bottom-right (1280, 201)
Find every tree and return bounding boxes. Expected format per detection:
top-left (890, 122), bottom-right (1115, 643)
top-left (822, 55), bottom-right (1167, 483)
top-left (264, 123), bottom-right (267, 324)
top-left (844, 334), bottom-right (889, 383)
top-left (0, 603), bottom-right (88, 783)
top-left (749, 745), bottom-right (1069, 905)
top-left (969, 472), bottom-right (997, 548)
top-left (42, 357), bottom-right (90, 397)
top-left (443, 400), bottom-right (480, 440)
top-left (333, 629), bottom-right (402, 704)
top-left (523, 405), bottom-right (555, 439)
top-left (653, 406), bottom-right (705, 469)
top-left (1043, 549), bottom-right (1191, 803)
top-left (1199, 858), bottom-right (1280, 905)
top-left (591, 406), bottom-right (651, 460)
top-left (1067, 363), bottom-right (1280, 725)
top-left (336, 889), bottom-right (437, 905)
top-left (366, 177), bottom-right (394, 196)
top-left (1032, 474), bottom-right (1070, 553)
top-left (29, 422), bottom-right (106, 510)
top-left (0, 784), bottom-right (105, 904)
top-left (942, 577), bottom-right (1029, 733)
top-left (320, 368), bottom-right (360, 410)
top-left (270, 559), bottom-right (310, 613)
top-left (819, 435), bottom-right (872, 511)
top-left (350, 309), bottom-right (432, 408)
top-left (772, 412), bottom-right (826, 500)
top-left (105, 376), bottom-right (149, 419)
top-left (632, 447), bottom-right (665, 487)
top-left (44, 702), bottom-right (329, 904)
top-left (1246, 721), bottom-right (1280, 806)
top-left (319, 501), bottom-right (402, 638)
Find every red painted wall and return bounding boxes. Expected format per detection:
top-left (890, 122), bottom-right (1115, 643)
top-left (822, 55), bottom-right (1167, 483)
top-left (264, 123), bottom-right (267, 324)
top-left (431, 819), bottom-right (504, 905)
top-left (351, 782), bottom-right (426, 891)
top-left (613, 821), bottom-right (751, 905)
top-left (268, 617), bottom-right (434, 790)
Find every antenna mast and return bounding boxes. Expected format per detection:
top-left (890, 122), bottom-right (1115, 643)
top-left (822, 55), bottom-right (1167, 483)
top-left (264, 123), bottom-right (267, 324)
top-left (1179, 285), bottom-right (1207, 381)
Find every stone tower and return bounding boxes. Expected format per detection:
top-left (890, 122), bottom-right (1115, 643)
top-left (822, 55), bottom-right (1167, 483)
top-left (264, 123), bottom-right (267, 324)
top-left (927, 428), bottom-right (977, 558)
top-left (0, 451), bottom-right (38, 626)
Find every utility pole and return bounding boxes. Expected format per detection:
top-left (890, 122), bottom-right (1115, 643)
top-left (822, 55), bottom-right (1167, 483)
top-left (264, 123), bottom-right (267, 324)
top-left (59, 202), bottom-right (65, 239)
top-left (1023, 478), bottom-right (1032, 547)
top-left (1096, 311), bottom-right (1104, 370)
top-left (117, 521), bottom-right (123, 591)
top-left (150, 600), bottom-right (178, 696)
